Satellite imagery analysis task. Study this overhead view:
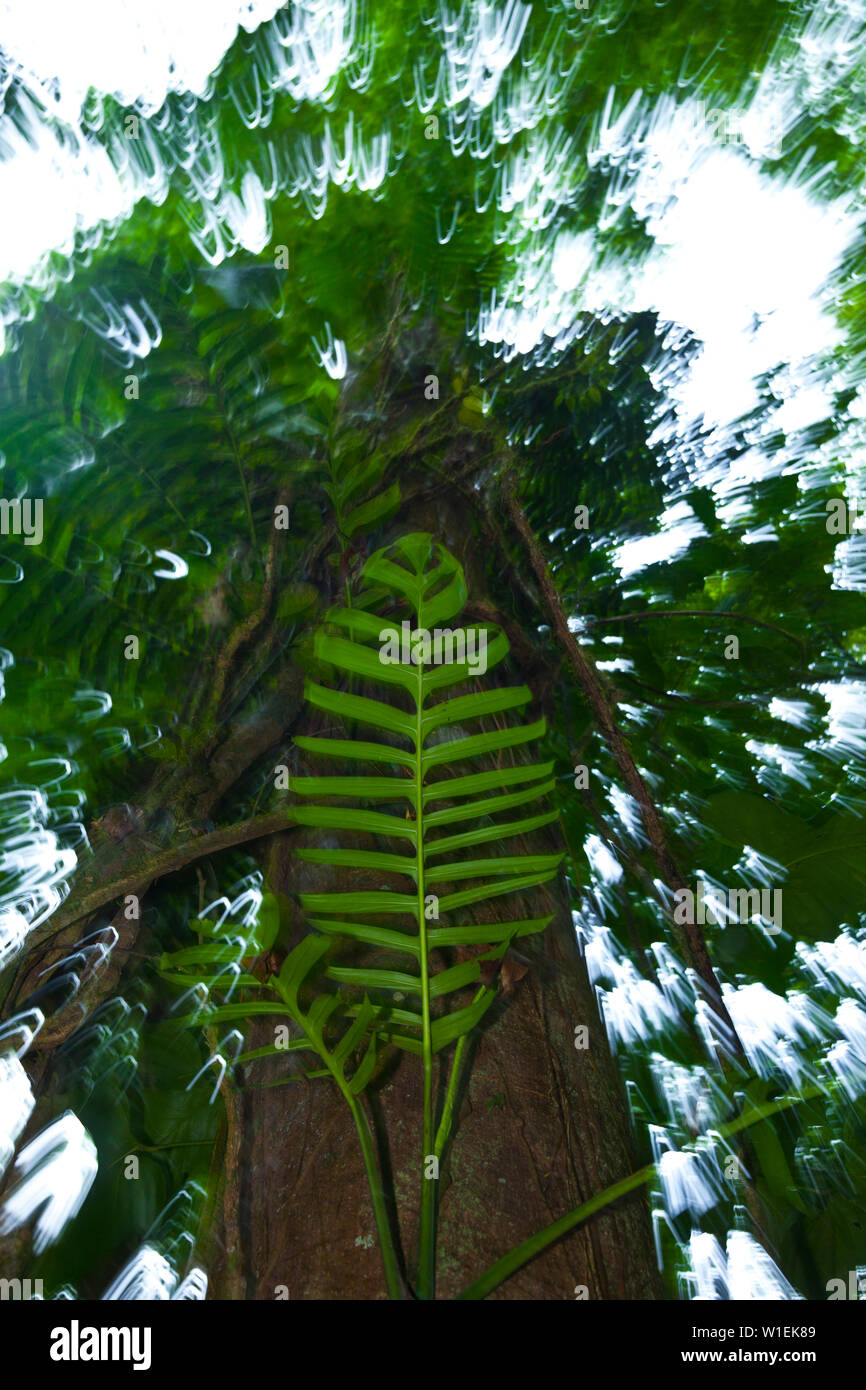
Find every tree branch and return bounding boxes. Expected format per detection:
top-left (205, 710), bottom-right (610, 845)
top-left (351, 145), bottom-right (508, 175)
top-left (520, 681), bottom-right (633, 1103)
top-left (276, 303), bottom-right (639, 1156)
top-left (499, 470), bottom-right (744, 1058)
top-left (0, 809), bottom-right (296, 1015)
top-left (58, 809), bottom-right (295, 936)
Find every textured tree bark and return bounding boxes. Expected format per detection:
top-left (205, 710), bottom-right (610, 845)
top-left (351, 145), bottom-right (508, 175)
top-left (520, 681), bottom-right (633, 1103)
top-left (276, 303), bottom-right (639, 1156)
top-left (205, 491), bottom-right (664, 1301)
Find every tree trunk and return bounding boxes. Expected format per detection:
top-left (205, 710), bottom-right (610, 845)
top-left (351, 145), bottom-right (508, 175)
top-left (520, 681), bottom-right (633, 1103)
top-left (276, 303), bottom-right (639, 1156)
top-left (205, 491), bottom-right (664, 1301)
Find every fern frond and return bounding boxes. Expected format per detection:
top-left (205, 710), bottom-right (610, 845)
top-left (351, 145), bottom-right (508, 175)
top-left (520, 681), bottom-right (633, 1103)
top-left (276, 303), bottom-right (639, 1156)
top-left (294, 531), bottom-right (561, 1296)
top-left (295, 534), bottom-right (561, 1060)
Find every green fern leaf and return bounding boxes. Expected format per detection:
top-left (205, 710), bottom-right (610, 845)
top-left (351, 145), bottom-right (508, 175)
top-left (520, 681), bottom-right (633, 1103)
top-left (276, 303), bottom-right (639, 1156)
top-left (294, 532), bottom-right (562, 1067)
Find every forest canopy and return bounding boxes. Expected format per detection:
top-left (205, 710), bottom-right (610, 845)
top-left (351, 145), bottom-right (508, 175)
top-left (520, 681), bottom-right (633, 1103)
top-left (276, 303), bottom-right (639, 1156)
top-left (0, 0), bottom-right (865, 1309)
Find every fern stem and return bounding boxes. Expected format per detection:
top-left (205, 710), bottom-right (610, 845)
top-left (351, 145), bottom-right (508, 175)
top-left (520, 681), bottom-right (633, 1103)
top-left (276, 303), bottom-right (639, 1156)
top-left (457, 1084), bottom-right (825, 1300)
top-left (433, 985), bottom-right (489, 1158)
top-left (415, 664), bottom-right (437, 1300)
top-left (432, 978), bottom-right (501, 1166)
top-left (434, 1032), bottom-right (469, 1158)
top-left (458, 1163), bottom-right (656, 1301)
top-left (344, 1089), bottom-right (405, 1301)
